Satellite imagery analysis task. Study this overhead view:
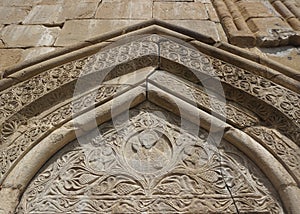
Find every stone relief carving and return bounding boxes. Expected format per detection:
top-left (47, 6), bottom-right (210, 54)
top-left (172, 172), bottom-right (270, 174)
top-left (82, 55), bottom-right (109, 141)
top-left (246, 126), bottom-right (300, 183)
top-left (0, 58), bottom-right (87, 122)
top-left (224, 85), bottom-right (300, 143)
top-left (160, 39), bottom-right (300, 126)
top-left (0, 34), bottom-right (298, 189)
top-left (16, 103), bottom-right (283, 213)
top-left (0, 36), bottom-right (158, 141)
top-left (159, 39), bottom-right (300, 142)
top-left (0, 35), bottom-right (298, 145)
top-left (0, 84), bottom-right (122, 178)
top-left (0, 69), bottom-right (258, 182)
top-left (149, 70), bottom-right (259, 128)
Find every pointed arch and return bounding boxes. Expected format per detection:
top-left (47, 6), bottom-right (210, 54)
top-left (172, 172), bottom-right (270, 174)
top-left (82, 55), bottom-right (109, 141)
top-left (0, 22), bottom-right (299, 213)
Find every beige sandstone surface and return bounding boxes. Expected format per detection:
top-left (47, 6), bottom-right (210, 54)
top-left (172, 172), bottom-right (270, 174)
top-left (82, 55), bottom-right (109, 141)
top-left (0, 0), bottom-right (298, 71)
top-left (0, 1), bottom-right (299, 213)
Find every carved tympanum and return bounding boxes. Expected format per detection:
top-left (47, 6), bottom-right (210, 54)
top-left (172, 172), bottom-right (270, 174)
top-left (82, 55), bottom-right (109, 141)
top-left (17, 103), bottom-right (283, 213)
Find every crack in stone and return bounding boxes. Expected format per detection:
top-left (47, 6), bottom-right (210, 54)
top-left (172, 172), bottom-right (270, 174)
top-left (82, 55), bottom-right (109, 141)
top-left (218, 150), bottom-right (240, 214)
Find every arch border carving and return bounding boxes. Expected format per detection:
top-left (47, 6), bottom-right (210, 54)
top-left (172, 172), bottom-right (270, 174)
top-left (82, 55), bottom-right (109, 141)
top-left (0, 83), bottom-right (299, 213)
top-left (0, 21), bottom-right (299, 213)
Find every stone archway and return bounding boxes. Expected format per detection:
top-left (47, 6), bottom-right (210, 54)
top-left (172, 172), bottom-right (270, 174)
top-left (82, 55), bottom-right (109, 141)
top-left (0, 24), bottom-right (299, 213)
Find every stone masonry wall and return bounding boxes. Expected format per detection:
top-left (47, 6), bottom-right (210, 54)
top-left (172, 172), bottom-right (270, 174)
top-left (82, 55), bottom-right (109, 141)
top-left (0, 0), bottom-right (299, 71)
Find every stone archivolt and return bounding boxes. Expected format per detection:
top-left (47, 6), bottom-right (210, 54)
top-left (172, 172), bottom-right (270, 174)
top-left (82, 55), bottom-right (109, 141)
top-left (246, 126), bottom-right (300, 185)
top-left (0, 26), bottom-right (299, 213)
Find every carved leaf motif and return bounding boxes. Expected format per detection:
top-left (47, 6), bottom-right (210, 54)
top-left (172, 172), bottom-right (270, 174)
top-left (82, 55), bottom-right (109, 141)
top-left (0, 85), bottom-right (121, 179)
top-left (115, 182), bottom-right (140, 195)
top-left (246, 126), bottom-right (300, 181)
top-left (17, 104), bottom-right (283, 213)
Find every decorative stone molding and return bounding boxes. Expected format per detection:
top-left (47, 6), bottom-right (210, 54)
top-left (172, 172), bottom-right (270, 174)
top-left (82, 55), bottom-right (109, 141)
top-left (0, 34), bottom-right (299, 185)
top-left (0, 68), bottom-right (152, 182)
top-left (246, 126), bottom-right (300, 185)
top-left (212, 0), bottom-right (256, 46)
top-left (270, 0), bottom-right (300, 30)
top-left (159, 39), bottom-right (300, 142)
top-left (148, 70), bottom-right (260, 128)
top-left (0, 25), bottom-right (299, 213)
top-left (1, 35), bottom-right (298, 146)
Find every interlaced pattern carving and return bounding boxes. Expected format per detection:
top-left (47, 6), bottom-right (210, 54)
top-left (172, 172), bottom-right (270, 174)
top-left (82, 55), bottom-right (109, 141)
top-left (0, 36), bottom-right (159, 143)
top-left (246, 126), bottom-right (300, 182)
top-left (159, 39), bottom-right (300, 142)
top-left (0, 35), bottom-right (298, 186)
top-left (17, 104), bottom-right (283, 213)
top-left (160, 40), bottom-right (300, 127)
top-left (0, 84), bottom-right (121, 177)
top-left (0, 69), bottom-right (259, 182)
top-left (150, 71), bottom-right (259, 128)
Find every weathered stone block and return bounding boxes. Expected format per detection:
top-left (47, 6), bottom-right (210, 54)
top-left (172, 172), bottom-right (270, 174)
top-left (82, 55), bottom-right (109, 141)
top-left (0, 49), bottom-right (23, 70)
top-left (205, 3), bottom-right (219, 22)
top-left (195, 0), bottom-right (211, 3)
top-left (22, 47), bottom-right (58, 61)
top-left (0, 0), bottom-right (35, 7)
top-left (23, 5), bottom-right (64, 25)
top-left (37, 0), bottom-right (99, 4)
top-left (153, 2), bottom-right (208, 20)
top-left (96, 0), bottom-right (152, 19)
top-left (260, 46), bottom-right (300, 71)
top-left (238, 1), bottom-right (277, 21)
top-left (0, 7), bottom-right (29, 24)
top-left (228, 31), bottom-right (256, 47)
top-left (23, 2), bottom-right (98, 25)
top-left (1, 25), bottom-right (60, 47)
top-left (247, 17), bottom-right (290, 33)
top-left (34, 0), bottom-right (65, 4)
top-left (55, 20), bottom-right (144, 46)
top-left (155, 0), bottom-right (194, 1)
top-left (247, 17), bottom-right (294, 46)
top-left (167, 20), bottom-right (220, 41)
top-left (216, 22), bottom-right (228, 42)
top-left (61, 1), bottom-right (99, 19)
